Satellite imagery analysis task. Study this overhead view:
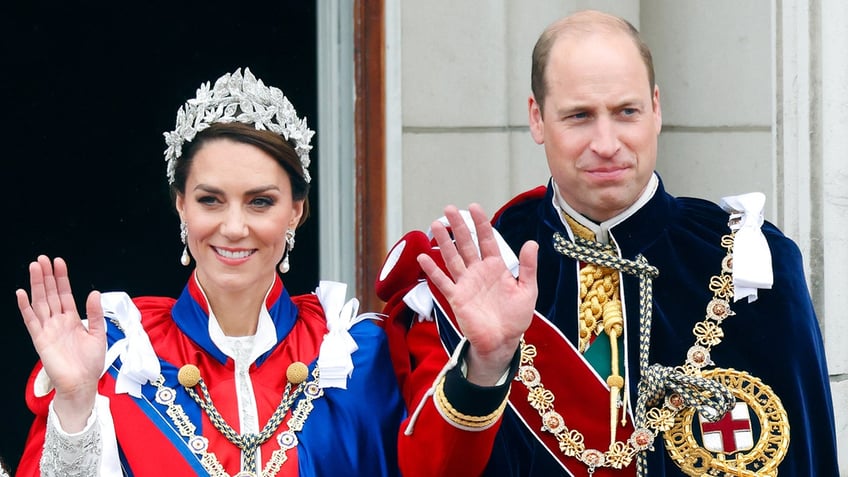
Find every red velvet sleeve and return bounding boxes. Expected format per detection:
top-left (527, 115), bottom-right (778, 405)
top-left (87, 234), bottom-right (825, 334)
top-left (377, 229), bottom-right (507, 477)
top-left (17, 363), bottom-right (53, 476)
top-left (394, 315), bottom-right (503, 477)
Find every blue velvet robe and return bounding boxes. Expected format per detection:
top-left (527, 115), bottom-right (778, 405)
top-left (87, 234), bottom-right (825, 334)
top-left (481, 179), bottom-right (838, 476)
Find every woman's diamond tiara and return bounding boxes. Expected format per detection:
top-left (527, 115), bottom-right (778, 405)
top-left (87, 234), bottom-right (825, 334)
top-left (163, 67), bottom-right (314, 184)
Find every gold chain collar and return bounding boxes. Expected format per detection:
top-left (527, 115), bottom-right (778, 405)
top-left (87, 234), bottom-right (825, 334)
top-left (152, 365), bottom-right (323, 477)
top-left (515, 230), bottom-right (743, 475)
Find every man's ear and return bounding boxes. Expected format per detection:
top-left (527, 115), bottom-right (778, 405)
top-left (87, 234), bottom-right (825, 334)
top-left (652, 84), bottom-right (662, 134)
top-left (528, 95), bottom-right (545, 145)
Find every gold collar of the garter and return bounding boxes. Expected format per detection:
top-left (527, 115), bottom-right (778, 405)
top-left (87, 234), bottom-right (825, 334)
top-left (515, 214), bottom-right (790, 476)
top-left (513, 221), bottom-right (785, 476)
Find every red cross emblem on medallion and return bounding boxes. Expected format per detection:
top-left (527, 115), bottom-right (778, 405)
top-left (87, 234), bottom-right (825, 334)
top-left (699, 401), bottom-right (754, 453)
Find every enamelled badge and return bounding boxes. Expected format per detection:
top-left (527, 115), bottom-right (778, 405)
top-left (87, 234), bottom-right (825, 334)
top-left (664, 211), bottom-right (790, 476)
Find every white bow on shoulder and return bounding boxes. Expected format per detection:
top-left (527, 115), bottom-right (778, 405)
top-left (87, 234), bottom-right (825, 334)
top-left (719, 192), bottom-right (774, 303)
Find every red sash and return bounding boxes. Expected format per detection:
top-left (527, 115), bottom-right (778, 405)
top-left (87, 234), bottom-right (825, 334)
top-left (431, 289), bottom-right (637, 477)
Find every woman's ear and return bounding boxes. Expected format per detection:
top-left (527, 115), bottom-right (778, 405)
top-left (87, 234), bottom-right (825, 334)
top-left (175, 193), bottom-right (186, 222)
top-left (291, 200), bottom-right (305, 228)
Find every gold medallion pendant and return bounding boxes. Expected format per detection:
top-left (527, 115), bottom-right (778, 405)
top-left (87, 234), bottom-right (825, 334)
top-left (664, 367), bottom-right (790, 476)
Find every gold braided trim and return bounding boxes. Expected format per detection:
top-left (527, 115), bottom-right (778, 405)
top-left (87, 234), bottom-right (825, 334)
top-left (561, 211), bottom-right (628, 447)
top-left (559, 213), bottom-right (623, 359)
top-left (578, 263), bottom-right (622, 352)
top-left (433, 375), bottom-right (509, 429)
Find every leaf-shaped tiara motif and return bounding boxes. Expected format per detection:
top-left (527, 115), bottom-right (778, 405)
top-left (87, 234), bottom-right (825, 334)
top-left (163, 68), bottom-right (314, 185)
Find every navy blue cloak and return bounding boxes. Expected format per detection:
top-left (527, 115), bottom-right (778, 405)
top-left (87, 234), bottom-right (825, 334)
top-left (481, 179), bottom-right (838, 476)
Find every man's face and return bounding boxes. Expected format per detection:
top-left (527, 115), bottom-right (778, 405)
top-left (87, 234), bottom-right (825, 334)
top-left (529, 31), bottom-right (662, 222)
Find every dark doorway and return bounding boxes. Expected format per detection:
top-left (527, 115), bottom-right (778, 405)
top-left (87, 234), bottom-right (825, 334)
top-left (0, 2), bottom-right (318, 471)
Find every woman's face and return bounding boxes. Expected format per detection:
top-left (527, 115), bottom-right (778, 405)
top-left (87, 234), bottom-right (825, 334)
top-left (175, 138), bottom-right (303, 296)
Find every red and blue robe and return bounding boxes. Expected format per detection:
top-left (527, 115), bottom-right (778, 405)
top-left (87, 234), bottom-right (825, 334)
top-left (19, 274), bottom-right (404, 476)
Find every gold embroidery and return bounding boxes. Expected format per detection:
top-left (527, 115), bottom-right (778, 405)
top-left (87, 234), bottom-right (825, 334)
top-left (434, 375), bottom-right (509, 429)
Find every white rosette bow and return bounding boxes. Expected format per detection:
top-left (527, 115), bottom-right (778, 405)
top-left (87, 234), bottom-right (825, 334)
top-left (101, 292), bottom-right (161, 397)
top-left (719, 192), bottom-right (774, 303)
top-left (315, 281), bottom-right (382, 389)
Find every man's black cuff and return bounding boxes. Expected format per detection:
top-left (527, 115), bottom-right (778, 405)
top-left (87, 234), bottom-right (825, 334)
top-left (442, 342), bottom-right (521, 416)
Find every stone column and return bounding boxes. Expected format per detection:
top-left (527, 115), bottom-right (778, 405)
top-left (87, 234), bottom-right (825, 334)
top-left (776, 0), bottom-right (848, 470)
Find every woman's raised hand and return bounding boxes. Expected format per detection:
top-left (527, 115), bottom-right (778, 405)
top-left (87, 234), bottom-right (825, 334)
top-left (16, 256), bottom-right (106, 432)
